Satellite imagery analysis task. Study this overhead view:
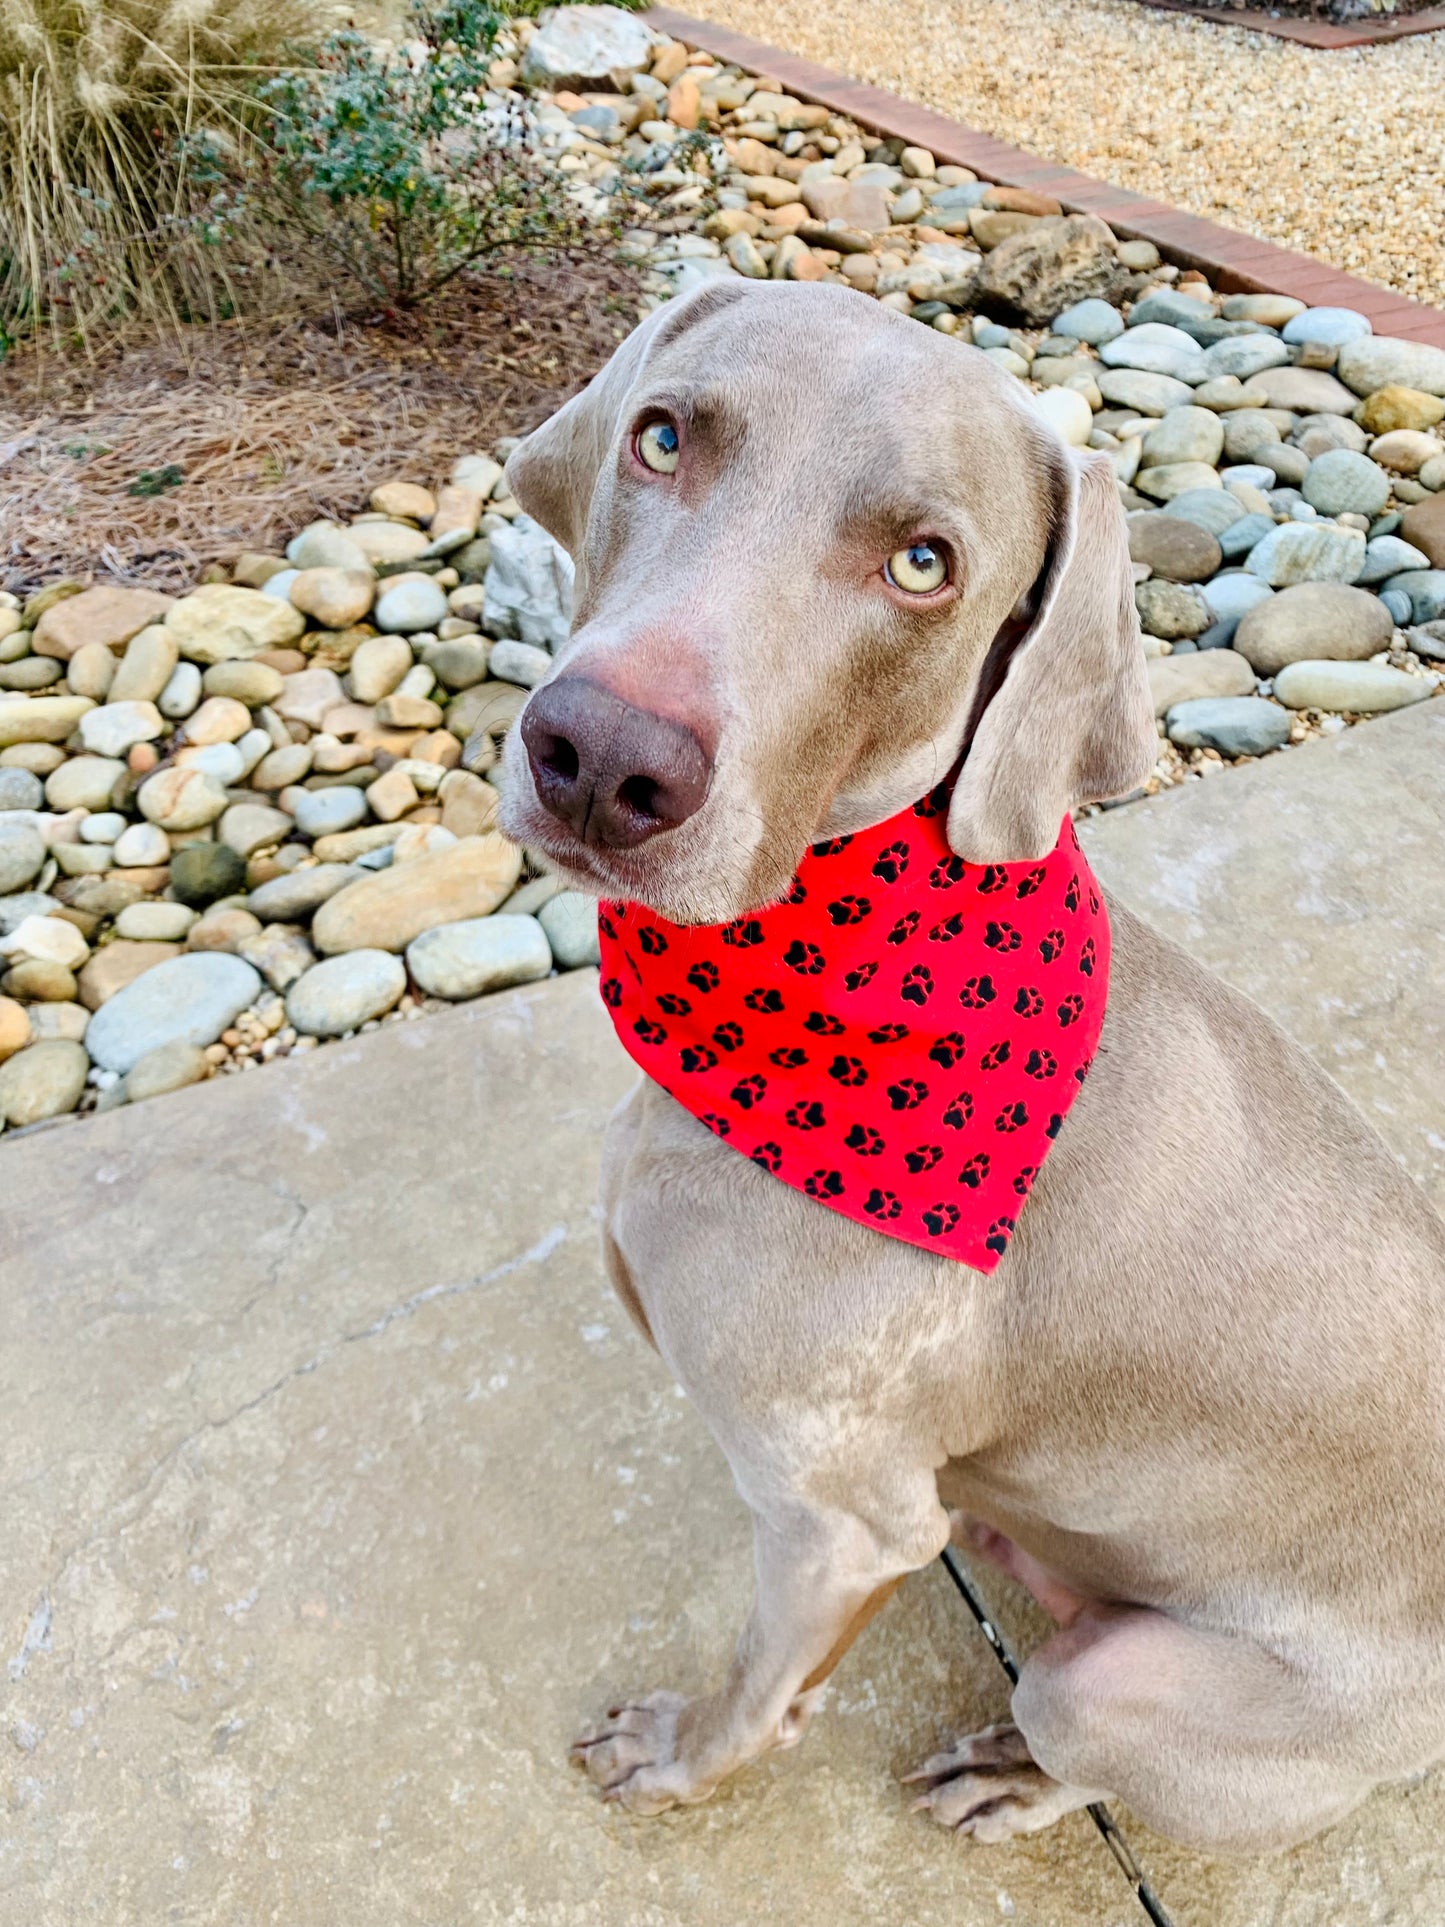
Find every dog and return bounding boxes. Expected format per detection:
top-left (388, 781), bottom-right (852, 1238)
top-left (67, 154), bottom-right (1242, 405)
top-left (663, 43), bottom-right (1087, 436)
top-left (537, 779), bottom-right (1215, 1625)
top-left (497, 280), bottom-right (1445, 1855)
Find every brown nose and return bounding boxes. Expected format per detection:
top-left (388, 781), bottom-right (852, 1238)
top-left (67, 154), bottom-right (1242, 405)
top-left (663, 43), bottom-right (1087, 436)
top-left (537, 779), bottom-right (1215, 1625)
top-left (520, 676), bottom-right (712, 849)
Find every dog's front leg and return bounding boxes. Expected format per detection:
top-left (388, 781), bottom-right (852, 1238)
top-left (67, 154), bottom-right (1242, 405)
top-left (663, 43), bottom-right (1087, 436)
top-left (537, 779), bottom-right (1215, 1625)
top-left (572, 1487), bottom-right (948, 1814)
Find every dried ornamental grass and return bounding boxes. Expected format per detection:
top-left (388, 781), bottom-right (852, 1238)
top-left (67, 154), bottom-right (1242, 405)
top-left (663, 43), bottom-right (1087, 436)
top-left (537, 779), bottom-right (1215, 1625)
top-left (0, 0), bottom-right (321, 338)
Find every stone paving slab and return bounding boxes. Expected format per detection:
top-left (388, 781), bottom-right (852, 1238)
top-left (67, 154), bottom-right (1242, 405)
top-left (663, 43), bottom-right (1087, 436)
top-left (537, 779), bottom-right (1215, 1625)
top-left (3, 706), bottom-right (1444, 1925)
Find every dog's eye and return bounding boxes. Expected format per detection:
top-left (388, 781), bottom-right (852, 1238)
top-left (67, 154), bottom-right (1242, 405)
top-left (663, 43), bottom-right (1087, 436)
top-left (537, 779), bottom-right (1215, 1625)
top-left (637, 419), bottom-right (680, 474)
top-left (886, 542), bottom-right (948, 595)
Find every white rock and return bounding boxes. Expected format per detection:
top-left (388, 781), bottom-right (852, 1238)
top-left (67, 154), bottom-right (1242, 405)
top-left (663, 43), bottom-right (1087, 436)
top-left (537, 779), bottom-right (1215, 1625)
top-left (0, 914), bottom-right (88, 969)
top-left (1029, 386), bottom-right (1093, 448)
top-left (84, 952), bottom-right (263, 1074)
top-left (113, 822), bottom-right (170, 867)
top-left (484, 517), bottom-right (575, 651)
top-left (406, 913), bottom-right (552, 999)
top-left (285, 950), bottom-right (407, 1036)
top-left (79, 700), bottom-right (163, 758)
top-left (115, 901), bottom-right (198, 941)
top-left (374, 579), bottom-right (449, 636)
top-left (521, 3), bottom-right (656, 86)
top-left (158, 661), bottom-right (203, 719)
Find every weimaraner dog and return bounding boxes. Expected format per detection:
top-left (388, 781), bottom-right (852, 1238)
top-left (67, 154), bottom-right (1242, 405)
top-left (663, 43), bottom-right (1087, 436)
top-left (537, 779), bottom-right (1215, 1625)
top-left (497, 279), bottom-right (1445, 1854)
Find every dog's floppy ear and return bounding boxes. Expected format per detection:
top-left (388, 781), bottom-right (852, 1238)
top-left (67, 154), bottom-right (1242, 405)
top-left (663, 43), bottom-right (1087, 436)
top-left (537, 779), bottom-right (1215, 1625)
top-left (947, 444), bottom-right (1156, 864)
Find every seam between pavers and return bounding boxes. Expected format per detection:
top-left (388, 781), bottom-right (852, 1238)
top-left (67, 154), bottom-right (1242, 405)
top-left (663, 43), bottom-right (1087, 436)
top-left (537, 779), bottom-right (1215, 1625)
top-left (1130, 0), bottom-right (1445, 47)
top-left (645, 6), bottom-right (1445, 344)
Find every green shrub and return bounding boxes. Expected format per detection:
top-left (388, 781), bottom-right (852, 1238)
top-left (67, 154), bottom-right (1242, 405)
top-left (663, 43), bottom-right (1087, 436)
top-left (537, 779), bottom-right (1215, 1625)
top-left (247, 0), bottom-right (592, 312)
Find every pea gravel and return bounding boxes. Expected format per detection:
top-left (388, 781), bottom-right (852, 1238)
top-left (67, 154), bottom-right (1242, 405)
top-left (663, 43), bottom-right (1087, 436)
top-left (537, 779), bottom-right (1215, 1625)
top-left (683, 0), bottom-right (1445, 307)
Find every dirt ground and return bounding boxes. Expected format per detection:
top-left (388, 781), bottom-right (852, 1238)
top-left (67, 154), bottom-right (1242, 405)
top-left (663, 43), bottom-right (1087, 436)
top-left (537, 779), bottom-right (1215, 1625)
top-left (0, 254), bottom-right (642, 597)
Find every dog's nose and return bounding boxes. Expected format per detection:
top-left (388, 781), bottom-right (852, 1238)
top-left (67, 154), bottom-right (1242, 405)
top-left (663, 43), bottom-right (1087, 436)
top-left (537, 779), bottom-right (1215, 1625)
top-left (520, 675), bottom-right (712, 849)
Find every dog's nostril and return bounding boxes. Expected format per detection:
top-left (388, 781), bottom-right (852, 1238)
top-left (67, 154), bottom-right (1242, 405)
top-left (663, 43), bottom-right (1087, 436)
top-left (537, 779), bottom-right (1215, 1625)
top-left (617, 772), bottom-right (661, 820)
top-left (540, 734), bottom-right (580, 783)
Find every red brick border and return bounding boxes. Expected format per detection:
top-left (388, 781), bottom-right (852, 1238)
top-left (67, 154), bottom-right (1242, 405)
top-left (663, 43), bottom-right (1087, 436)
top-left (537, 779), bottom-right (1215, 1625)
top-left (1132, 0), bottom-right (1445, 48)
top-left (645, 7), bottom-right (1445, 348)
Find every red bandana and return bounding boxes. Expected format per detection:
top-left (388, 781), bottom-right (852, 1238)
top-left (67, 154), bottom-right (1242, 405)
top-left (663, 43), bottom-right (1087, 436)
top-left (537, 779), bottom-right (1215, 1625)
top-left (597, 783), bottom-right (1108, 1273)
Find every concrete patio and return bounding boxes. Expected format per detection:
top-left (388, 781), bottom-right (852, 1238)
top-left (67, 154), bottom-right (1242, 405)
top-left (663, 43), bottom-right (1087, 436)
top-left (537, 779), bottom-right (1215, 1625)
top-left (3, 702), bottom-right (1443, 1927)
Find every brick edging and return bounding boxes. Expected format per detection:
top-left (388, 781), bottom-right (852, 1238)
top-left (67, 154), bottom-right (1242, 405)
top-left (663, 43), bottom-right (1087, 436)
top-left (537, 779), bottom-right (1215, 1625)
top-left (1133, 0), bottom-right (1445, 48)
top-left (644, 6), bottom-right (1445, 348)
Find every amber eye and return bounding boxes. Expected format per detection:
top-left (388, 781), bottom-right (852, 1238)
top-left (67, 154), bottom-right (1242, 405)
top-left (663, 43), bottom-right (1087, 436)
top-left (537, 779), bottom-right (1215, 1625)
top-left (886, 541), bottom-right (948, 594)
top-left (637, 419), bottom-right (680, 473)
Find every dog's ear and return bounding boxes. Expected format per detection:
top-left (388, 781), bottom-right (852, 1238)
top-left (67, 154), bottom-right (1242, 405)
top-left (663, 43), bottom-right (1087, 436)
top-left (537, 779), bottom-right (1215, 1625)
top-left (504, 281), bottom-right (759, 559)
top-left (947, 444), bottom-right (1156, 865)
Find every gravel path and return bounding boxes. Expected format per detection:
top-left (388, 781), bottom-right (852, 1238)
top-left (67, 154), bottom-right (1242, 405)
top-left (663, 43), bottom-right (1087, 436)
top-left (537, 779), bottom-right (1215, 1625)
top-left (682, 0), bottom-right (1445, 307)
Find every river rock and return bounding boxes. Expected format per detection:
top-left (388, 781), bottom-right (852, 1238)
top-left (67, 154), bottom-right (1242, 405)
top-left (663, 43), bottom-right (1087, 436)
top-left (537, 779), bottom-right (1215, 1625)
top-left (1232, 582), bottom-right (1392, 675)
top-left (159, 662), bottom-right (203, 719)
top-left (374, 578), bottom-right (449, 636)
top-left (521, 3), bottom-right (654, 86)
top-left (406, 913), bottom-right (552, 999)
top-left (1127, 516), bottom-right (1221, 583)
top-left (1300, 450), bottom-right (1390, 519)
top-left (85, 951), bottom-right (260, 1072)
top-left (1357, 535), bottom-right (1430, 584)
top-left (1247, 368), bottom-right (1358, 415)
top-left (1135, 580), bottom-right (1210, 639)
top-left (1244, 523), bottom-right (1366, 586)
top-left (349, 635), bottom-right (413, 703)
top-left (1135, 462), bottom-right (1222, 505)
top-left (1281, 307), bottom-right (1370, 348)
top-left (165, 585), bottom-right (306, 663)
top-left (77, 939), bottom-right (183, 1010)
top-left (116, 901), bottom-right (197, 942)
top-left (312, 833), bottom-right (522, 954)
top-left (1099, 323), bottom-right (1207, 385)
top-left (484, 518), bottom-right (575, 651)
top-left (1336, 336), bottom-right (1445, 400)
top-left (31, 586), bottom-right (174, 662)
top-left (1165, 695), bottom-right (1289, 756)
top-left (538, 892), bottom-right (600, 968)
top-left (1029, 387), bottom-right (1092, 447)
top-left (0, 993), bottom-right (28, 1059)
top-left (1051, 297), bottom-right (1123, 344)
top-left (975, 215), bottom-right (1126, 324)
top-left (0, 822), bottom-right (46, 893)
top-left (285, 950), bottom-right (406, 1035)
top-left (1368, 430), bottom-right (1443, 475)
top-left (124, 1040), bottom-right (210, 1102)
top-left (0, 769), bottom-right (43, 811)
top-left (219, 803), bottom-right (293, 858)
top-left (109, 626), bottom-right (181, 705)
top-left (248, 864), bottom-right (357, 922)
top-left (1096, 369), bottom-right (1195, 417)
top-left (43, 756), bottom-right (122, 814)
top-left (0, 1039), bottom-right (88, 1126)
top-left (1357, 386), bottom-right (1445, 436)
top-left (1273, 660), bottom-right (1432, 713)
top-left (1199, 335), bottom-right (1290, 382)
top-left (1138, 407), bottom-right (1224, 471)
top-left (348, 523), bottom-right (431, 568)
top-left (77, 700), bottom-right (162, 758)
top-left (1399, 493), bottom-right (1445, 569)
top-left (1383, 571), bottom-right (1445, 623)
top-left (137, 766), bottom-right (228, 832)
top-left (1146, 649), bottom-right (1256, 715)
top-left (170, 841), bottom-right (247, 906)
top-left (292, 786), bottom-right (368, 839)
top-left (0, 697), bottom-right (95, 748)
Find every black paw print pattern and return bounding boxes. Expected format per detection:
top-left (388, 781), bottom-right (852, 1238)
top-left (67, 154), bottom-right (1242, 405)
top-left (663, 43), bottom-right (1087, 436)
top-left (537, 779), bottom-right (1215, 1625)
top-left (597, 810), bottom-right (1106, 1272)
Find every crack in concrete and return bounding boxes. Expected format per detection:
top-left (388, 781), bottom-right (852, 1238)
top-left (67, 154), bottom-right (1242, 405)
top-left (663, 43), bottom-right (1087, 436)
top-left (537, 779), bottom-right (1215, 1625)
top-left (10, 1223), bottom-right (571, 1666)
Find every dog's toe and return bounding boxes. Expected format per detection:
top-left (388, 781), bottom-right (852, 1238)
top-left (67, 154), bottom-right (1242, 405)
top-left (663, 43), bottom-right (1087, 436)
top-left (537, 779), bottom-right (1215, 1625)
top-left (570, 1690), bottom-right (695, 1811)
top-left (905, 1722), bottom-right (1093, 1842)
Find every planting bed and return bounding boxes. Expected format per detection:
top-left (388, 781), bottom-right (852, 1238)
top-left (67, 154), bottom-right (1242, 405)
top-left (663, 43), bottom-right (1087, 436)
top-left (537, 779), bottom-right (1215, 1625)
top-left (2, 1), bottom-right (1442, 1139)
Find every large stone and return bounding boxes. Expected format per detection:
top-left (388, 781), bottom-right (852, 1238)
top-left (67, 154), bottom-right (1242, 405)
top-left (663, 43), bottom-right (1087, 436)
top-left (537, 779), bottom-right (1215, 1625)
top-left (1280, 306), bottom-right (1371, 347)
top-left (1399, 493), bottom-right (1445, 570)
top-left (1357, 386), bottom-right (1445, 436)
top-left (84, 952), bottom-right (262, 1073)
top-left (0, 822), bottom-right (46, 894)
top-left (312, 834), bottom-right (522, 954)
top-left (0, 697), bottom-right (94, 748)
top-left (1145, 649), bottom-right (1256, 715)
top-left (31, 586), bottom-right (174, 662)
top-left (165, 586), bottom-right (306, 664)
top-left (286, 950), bottom-right (407, 1034)
top-left (290, 568), bottom-right (375, 630)
top-left (1138, 407), bottom-right (1224, 472)
top-left (974, 214), bottom-right (1126, 324)
top-left (1300, 450), bottom-right (1391, 519)
top-left (1247, 367), bottom-right (1359, 415)
top-left (1244, 523), bottom-right (1366, 587)
top-left (1165, 696), bottom-right (1290, 757)
top-left (406, 914), bottom-right (552, 999)
top-left (137, 766), bottom-right (229, 833)
top-left (520, 3), bottom-right (655, 88)
top-left (169, 841), bottom-right (247, 907)
top-left (484, 518), bottom-right (575, 652)
top-left (247, 864), bottom-right (358, 922)
top-left (1135, 579), bottom-right (1210, 640)
top-left (1096, 369), bottom-right (1195, 417)
top-left (1232, 583), bottom-right (1393, 675)
top-left (1336, 337), bottom-right (1445, 400)
top-left (0, 1038), bottom-right (88, 1127)
top-left (77, 939), bottom-right (184, 1009)
top-left (538, 892), bottom-right (601, 969)
top-left (1098, 322), bottom-right (1207, 386)
top-left (1128, 514), bottom-right (1222, 584)
top-left (374, 578), bottom-right (449, 636)
top-left (109, 626), bottom-right (180, 704)
top-left (1273, 660), bottom-right (1432, 713)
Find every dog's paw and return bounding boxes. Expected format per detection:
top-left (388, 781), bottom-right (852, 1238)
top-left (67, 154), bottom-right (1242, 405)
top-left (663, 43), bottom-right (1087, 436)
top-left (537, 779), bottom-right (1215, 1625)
top-left (903, 1722), bottom-right (1092, 1842)
top-left (570, 1691), bottom-right (711, 1815)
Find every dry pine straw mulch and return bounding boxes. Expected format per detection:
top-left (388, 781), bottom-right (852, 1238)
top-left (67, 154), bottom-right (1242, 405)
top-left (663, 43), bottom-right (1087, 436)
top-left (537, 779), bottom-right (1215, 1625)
top-left (0, 254), bottom-right (643, 598)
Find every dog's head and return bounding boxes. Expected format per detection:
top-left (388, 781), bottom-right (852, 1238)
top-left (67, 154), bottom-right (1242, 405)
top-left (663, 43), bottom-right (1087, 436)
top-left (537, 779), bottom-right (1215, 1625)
top-left (500, 281), bottom-right (1153, 924)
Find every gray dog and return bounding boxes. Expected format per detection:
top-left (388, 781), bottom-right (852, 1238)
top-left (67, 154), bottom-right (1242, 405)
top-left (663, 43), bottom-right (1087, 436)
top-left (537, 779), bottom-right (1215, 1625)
top-left (498, 280), bottom-right (1445, 1854)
